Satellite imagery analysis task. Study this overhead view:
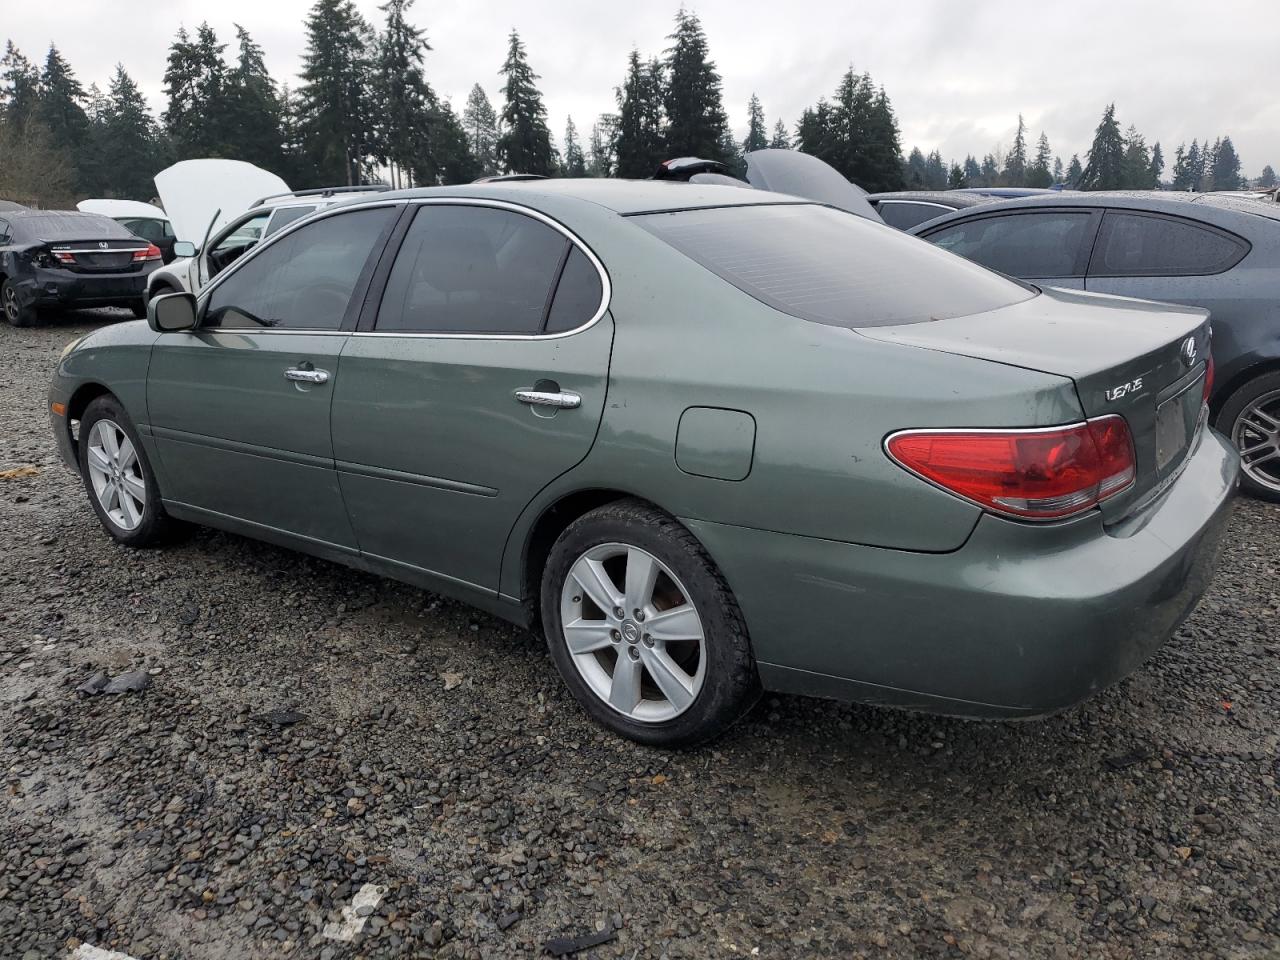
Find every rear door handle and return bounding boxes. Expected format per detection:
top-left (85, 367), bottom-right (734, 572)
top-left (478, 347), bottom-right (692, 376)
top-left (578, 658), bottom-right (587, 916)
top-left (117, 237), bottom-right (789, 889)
top-left (285, 367), bottom-right (330, 384)
top-left (515, 389), bottom-right (581, 409)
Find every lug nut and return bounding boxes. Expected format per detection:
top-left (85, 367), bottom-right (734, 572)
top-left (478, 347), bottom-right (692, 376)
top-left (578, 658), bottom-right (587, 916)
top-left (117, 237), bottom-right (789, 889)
top-left (614, 607), bottom-right (625, 618)
top-left (642, 634), bottom-right (654, 647)
top-left (627, 647), bottom-right (640, 661)
top-left (610, 629), bottom-right (621, 642)
top-left (635, 611), bottom-right (645, 622)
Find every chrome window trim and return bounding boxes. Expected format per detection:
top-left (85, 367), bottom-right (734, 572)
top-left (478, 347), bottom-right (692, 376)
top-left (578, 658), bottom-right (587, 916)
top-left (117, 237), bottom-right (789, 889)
top-left (876, 200), bottom-right (954, 212)
top-left (194, 196), bottom-right (612, 341)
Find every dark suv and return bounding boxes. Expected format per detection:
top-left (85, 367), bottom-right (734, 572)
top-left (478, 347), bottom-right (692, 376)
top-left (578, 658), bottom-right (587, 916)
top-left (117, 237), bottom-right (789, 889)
top-left (1, 210), bottom-right (162, 326)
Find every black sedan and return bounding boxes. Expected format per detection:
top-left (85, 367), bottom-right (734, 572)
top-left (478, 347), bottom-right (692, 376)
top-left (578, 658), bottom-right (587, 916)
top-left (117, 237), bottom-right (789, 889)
top-left (866, 190), bottom-right (997, 230)
top-left (0, 210), bottom-right (162, 326)
top-left (911, 191), bottom-right (1280, 500)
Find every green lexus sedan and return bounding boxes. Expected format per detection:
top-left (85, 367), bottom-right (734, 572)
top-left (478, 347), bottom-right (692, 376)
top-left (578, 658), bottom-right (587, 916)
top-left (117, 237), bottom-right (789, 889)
top-left (48, 180), bottom-right (1238, 746)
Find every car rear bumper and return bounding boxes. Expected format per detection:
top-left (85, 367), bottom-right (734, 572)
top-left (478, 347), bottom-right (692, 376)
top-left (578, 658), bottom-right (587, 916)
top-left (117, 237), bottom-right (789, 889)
top-left (684, 427), bottom-right (1239, 719)
top-left (17, 267), bottom-right (149, 309)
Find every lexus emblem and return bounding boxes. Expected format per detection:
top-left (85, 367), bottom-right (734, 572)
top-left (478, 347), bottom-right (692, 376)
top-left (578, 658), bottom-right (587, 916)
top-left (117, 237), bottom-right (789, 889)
top-left (98, 242), bottom-right (108, 249)
top-left (1180, 337), bottom-right (1197, 368)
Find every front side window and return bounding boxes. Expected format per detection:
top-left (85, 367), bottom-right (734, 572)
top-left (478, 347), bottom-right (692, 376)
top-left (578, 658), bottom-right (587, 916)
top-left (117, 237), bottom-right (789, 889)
top-left (925, 211), bottom-right (1093, 279)
top-left (1090, 211), bottom-right (1248, 277)
top-left (636, 203), bottom-right (1034, 328)
top-left (376, 205), bottom-right (572, 334)
top-left (204, 207), bottom-right (394, 331)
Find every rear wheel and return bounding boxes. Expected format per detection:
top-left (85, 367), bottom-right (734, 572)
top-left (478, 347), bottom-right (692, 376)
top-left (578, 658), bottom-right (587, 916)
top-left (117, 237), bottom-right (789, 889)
top-left (540, 499), bottom-right (759, 747)
top-left (1217, 371), bottom-right (1280, 501)
top-left (128, 299), bottom-right (147, 319)
top-left (2, 279), bottom-right (37, 327)
top-left (78, 395), bottom-right (179, 546)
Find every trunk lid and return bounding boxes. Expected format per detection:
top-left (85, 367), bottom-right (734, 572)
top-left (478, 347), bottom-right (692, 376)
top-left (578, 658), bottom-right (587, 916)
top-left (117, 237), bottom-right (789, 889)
top-left (43, 237), bottom-right (150, 274)
top-left (860, 286), bottom-right (1211, 517)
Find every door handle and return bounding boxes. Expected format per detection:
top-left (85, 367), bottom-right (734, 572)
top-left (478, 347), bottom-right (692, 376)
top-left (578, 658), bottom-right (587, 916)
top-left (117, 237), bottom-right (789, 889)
top-left (515, 389), bottom-right (581, 410)
top-left (285, 367), bottom-right (330, 384)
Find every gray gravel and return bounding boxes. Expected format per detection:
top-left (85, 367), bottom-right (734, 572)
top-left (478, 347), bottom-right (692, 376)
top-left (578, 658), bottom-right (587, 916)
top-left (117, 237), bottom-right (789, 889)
top-left (2, 313), bottom-right (1279, 960)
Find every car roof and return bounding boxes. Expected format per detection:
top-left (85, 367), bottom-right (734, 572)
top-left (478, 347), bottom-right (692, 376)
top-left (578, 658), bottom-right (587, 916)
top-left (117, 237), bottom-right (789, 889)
top-left (908, 190), bottom-right (1280, 236)
top-left (868, 191), bottom-right (993, 207)
top-left (352, 178), bottom-right (808, 216)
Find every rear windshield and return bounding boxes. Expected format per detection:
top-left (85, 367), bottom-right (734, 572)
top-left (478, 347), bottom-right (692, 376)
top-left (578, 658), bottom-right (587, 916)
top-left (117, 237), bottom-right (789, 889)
top-left (634, 203), bottom-right (1035, 328)
top-left (16, 213), bottom-right (135, 241)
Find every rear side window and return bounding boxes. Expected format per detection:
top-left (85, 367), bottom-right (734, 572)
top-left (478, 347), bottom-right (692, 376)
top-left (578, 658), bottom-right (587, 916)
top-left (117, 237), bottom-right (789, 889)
top-left (877, 201), bottom-right (952, 230)
top-left (376, 205), bottom-right (571, 334)
top-left (204, 207), bottom-right (394, 330)
top-left (1090, 211), bottom-right (1248, 277)
top-left (635, 203), bottom-right (1034, 328)
top-left (925, 211), bottom-right (1093, 278)
top-left (545, 247), bottom-right (604, 333)
top-left (265, 205), bottom-right (318, 237)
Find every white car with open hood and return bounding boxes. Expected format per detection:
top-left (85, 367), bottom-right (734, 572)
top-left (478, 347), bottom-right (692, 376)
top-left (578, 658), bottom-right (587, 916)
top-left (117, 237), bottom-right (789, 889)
top-left (144, 159), bottom-right (387, 302)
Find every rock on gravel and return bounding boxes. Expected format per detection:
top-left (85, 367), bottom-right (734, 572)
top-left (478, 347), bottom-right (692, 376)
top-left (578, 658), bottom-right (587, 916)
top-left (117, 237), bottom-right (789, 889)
top-left (2, 315), bottom-right (1279, 958)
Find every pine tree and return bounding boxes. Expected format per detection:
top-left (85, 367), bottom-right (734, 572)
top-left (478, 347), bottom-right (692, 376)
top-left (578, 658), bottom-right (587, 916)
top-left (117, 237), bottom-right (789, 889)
top-left (1065, 154), bottom-right (1082, 188)
top-left (277, 84), bottom-right (314, 186)
top-left (948, 162), bottom-right (965, 188)
top-left (1211, 136), bottom-right (1242, 190)
top-left (461, 83), bottom-right (499, 177)
top-left (162, 23), bottom-right (231, 159)
top-left (496, 30), bottom-right (554, 176)
top-left (924, 149), bottom-right (947, 189)
top-left (1026, 132), bottom-right (1052, 188)
top-left (1078, 104), bottom-right (1125, 190)
top-left (963, 155), bottom-right (981, 184)
top-left (99, 65), bottom-right (164, 199)
top-left (1260, 165), bottom-right (1278, 188)
top-left (560, 116), bottom-right (586, 177)
top-left (1186, 139), bottom-right (1206, 190)
top-left (413, 97), bottom-right (476, 185)
top-left (980, 154), bottom-right (999, 186)
top-left (1052, 156), bottom-right (1064, 184)
top-left (904, 147), bottom-right (926, 188)
top-left (662, 9), bottom-right (731, 163)
top-left (0, 41), bottom-right (40, 126)
top-left (1148, 142), bottom-right (1164, 188)
top-left (1170, 143), bottom-right (1191, 190)
top-left (588, 113), bottom-right (618, 177)
top-left (299, 0), bottom-right (375, 184)
top-left (769, 118), bottom-right (790, 149)
top-left (861, 86), bottom-right (904, 191)
top-left (1003, 114), bottom-right (1028, 186)
top-left (1120, 125), bottom-right (1153, 189)
top-left (743, 93), bottom-right (768, 154)
top-left (372, 0), bottom-right (437, 188)
top-left (798, 70), bottom-right (901, 191)
top-left (614, 50), bottom-right (665, 177)
top-left (224, 26), bottom-right (285, 176)
top-left (34, 46), bottom-right (92, 191)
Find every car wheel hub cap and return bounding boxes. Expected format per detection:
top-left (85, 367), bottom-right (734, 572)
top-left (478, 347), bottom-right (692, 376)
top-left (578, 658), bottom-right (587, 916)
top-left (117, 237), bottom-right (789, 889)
top-left (560, 542), bottom-right (706, 724)
top-left (1233, 389), bottom-right (1280, 493)
top-left (86, 419), bottom-right (146, 531)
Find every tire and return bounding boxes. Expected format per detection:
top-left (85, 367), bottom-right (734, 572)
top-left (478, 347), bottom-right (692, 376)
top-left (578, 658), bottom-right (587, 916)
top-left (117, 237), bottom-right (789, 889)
top-left (540, 499), bottom-right (760, 747)
top-left (128, 299), bottom-right (147, 319)
top-left (146, 282), bottom-right (177, 305)
top-left (1215, 371), bottom-right (1280, 502)
top-left (77, 395), bottom-right (179, 546)
top-left (2, 278), bottom-right (37, 327)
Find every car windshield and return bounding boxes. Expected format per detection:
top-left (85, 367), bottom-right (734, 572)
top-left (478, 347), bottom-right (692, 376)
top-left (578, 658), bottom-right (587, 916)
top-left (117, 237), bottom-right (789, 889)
top-left (634, 203), bottom-right (1035, 328)
top-left (17, 213), bottom-right (135, 241)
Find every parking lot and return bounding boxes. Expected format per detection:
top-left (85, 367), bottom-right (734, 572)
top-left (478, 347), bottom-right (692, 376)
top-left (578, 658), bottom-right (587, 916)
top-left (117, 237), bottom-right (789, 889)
top-left (2, 314), bottom-right (1278, 959)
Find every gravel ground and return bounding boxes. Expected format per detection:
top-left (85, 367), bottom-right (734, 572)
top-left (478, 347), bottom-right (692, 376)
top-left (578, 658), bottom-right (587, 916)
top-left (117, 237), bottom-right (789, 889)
top-left (2, 313), bottom-right (1279, 960)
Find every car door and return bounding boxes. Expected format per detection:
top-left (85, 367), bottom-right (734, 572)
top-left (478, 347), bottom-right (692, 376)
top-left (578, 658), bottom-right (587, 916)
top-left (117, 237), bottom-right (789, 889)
top-left (921, 208), bottom-right (1100, 289)
top-left (331, 200), bottom-right (613, 592)
top-left (147, 204), bottom-right (400, 549)
top-left (196, 209), bottom-right (272, 290)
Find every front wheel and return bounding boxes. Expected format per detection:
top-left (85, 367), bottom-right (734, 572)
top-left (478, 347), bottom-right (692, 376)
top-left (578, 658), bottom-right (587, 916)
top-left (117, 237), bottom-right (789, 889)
top-left (541, 499), bottom-right (759, 747)
top-left (1216, 372), bottom-right (1280, 502)
top-left (128, 298), bottom-right (147, 319)
top-left (78, 395), bottom-right (180, 546)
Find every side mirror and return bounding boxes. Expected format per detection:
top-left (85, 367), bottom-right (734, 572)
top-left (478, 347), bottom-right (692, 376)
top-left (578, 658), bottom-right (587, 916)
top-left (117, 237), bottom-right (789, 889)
top-left (172, 240), bottom-right (197, 258)
top-left (148, 292), bottom-right (199, 333)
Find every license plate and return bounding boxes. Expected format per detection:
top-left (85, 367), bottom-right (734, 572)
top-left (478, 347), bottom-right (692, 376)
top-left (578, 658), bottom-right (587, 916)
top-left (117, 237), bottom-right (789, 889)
top-left (1155, 380), bottom-right (1201, 473)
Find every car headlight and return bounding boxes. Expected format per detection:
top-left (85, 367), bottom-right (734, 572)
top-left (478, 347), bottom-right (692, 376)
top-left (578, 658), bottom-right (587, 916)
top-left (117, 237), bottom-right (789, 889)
top-left (60, 336), bottom-right (84, 360)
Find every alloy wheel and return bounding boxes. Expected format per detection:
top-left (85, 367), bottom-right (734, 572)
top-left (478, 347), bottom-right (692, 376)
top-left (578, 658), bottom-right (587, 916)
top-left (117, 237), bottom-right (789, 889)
top-left (1233, 389), bottom-right (1280, 494)
top-left (2, 285), bottom-right (18, 323)
top-left (86, 419), bottom-right (146, 531)
top-left (559, 542), bottom-right (706, 723)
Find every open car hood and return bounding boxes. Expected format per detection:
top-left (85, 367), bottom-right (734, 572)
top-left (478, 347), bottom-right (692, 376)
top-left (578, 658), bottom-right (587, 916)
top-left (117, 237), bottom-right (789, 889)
top-left (153, 159), bottom-right (289, 243)
top-left (745, 149), bottom-right (882, 222)
top-left (77, 198), bottom-right (170, 222)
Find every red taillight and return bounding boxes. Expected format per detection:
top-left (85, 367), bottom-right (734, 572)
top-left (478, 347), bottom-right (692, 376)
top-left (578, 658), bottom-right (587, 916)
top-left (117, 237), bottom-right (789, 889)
top-left (1202, 352), bottom-right (1214, 405)
top-left (133, 244), bottom-right (162, 262)
top-left (54, 251), bottom-right (76, 264)
top-left (886, 415), bottom-right (1136, 520)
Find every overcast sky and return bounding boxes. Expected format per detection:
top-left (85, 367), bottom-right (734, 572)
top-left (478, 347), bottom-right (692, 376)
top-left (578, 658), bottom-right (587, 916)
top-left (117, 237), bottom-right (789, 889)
top-left (6, 0), bottom-right (1278, 176)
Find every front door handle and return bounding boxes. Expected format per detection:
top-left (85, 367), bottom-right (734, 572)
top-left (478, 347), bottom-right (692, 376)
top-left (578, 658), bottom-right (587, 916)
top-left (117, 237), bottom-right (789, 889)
top-left (285, 367), bottom-right (330, 384)
top-left (515, 389), bottom-right (581, 410)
